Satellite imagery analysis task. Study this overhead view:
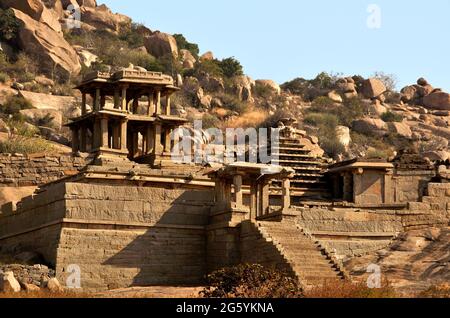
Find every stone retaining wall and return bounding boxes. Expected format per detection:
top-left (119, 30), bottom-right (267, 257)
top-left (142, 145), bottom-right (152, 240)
top-left (297, 182), bottom-right (450, 259)
top-left (0, 181), bottom-right (215, 290)
top-left (0, 154), bottom-right (88, 188)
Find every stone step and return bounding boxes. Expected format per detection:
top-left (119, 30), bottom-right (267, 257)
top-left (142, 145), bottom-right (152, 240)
top-left (258, 221), bottom-right (346, 287)
top-left (291, 180), bottom-right (327, 185)
top-left (271, 146), bottom-right (309, 153)
top-left (272, 159), bottom-right (324, 165)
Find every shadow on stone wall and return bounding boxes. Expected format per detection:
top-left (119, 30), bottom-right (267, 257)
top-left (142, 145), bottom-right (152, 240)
top-left (102, 190), bottom-right (213, 288)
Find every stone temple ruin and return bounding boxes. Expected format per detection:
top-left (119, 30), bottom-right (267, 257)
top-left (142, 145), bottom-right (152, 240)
top-left (0, 70), bottom-right (449, 290)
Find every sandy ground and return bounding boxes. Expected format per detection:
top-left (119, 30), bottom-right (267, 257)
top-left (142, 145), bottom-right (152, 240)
top-left (95, 286), bottom-right (204, 298)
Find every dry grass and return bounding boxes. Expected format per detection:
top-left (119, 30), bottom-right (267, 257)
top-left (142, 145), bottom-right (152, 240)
top-left (224, 109), bottom-right (269, 129)
top-left (418, 283), bottom-right (450, 298)
top-left (304, 279), bottom-right (397, 298)
top-left (0, 290), bottom-right (92, 298)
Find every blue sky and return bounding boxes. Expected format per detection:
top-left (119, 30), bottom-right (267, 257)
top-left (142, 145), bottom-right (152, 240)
top-left (99, 0), bottom-right (450, 90)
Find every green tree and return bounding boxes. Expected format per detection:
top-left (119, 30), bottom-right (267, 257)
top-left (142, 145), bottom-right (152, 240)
top-left (0, 8), bottom-right (20, 42)
top-left (218, 57), bottom-right (244, 78)
top-left (173, 33), bottom-right (199, 58)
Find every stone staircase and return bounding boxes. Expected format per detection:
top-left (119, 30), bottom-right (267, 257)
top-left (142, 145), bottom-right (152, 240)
top-left (269, 136), bottom-right (331, 201)
top-left (241, 220), bottom-right (347, 289)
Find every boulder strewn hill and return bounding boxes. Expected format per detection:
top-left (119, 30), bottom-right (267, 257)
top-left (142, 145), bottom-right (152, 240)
top-left (0, 0), bottom-right (449, 166)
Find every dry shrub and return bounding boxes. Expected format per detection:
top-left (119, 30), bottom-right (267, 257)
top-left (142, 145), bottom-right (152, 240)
top-left (224, 109), bottom-right (268, 129)
top-left (304, 279), bottom-right (397, 298)
top-left (419, 284), bottom-right (450, 298)
top-left (200, 264), bottom-right (302, 298)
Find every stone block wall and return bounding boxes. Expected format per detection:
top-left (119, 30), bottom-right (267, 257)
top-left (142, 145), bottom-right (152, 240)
top-left (390, 170), bottom-right (436, 203)
top-left (0, 181), bottom-right (215, 290)
top-left (0, 154), bottom-right (88, 187)
top-left (297, 182), bottom-right (450, 259)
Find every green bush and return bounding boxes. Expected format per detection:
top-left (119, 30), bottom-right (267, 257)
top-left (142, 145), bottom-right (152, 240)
top-left (200, 264), bottom-right (301, 298)
top-left (304, 112), bottom-right (339, 128)
top-left (0, 72), bottom-right (9, 83)
top-left (195, 59), bottom-right (223, 78)
top-left (0, 8), bottom-right (21, 42)
top-left (338, 97), bottom-right (365, 127)
top-left (254, 83), bottom-right (273, 98)
top-left (119, 23), bottom-right (150, 48)
top-left (0, 52), bottom-right (38, 82)
top-left (366, 148), bottom-right (389, 159)
top-left (281, 77), bottom-right (310, 96)
top-left (309, 72), bottom-right (336, 90)
top-left (304, 113), bottom-right (345, 158)
top-left (173, 33), bottom-right (199, 58)
top-left (202, 113), bottom-right (220, 129)
top-left (320, 137), bottom-right (346, 158)
top-left (219, 94), bottom-right (249, 114)
top-left (310, 96), bottom-right (336, 111)
top-left (1, 95), bottom-right (34, 116)
top-left (218, 57), bottom-right (244, 78)
top-left (381, 111), bottom-right (403, 123)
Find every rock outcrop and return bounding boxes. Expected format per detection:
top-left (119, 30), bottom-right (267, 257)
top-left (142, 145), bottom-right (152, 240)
top-left (232, 75), bottom-right (255, 103)
top-left (180, 49), bottom-right (196, 69)
top-left (0, 271), bottom-right (21, 292)
top-left (1, 0), bottom-right (62, 33)
top-left (255, 79), bottom-right (281, 95)
top-left (144, 32), bottom-right (178, 59)
top-left (352, 118), bottom-right (388, 137)
top-left (11, 8), bottom-right (81, 80)
top-left (423, 91), bottom-right (450, 111)
top-left (80, 4), bottom-right (131, 33)
top-left (362, 78), bottom-right (386, 100)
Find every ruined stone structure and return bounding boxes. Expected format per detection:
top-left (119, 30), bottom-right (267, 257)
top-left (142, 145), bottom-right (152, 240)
top-left (0, 70), bottom-right (449, 291)
top-left (67, 70), bottom-right (186, 166)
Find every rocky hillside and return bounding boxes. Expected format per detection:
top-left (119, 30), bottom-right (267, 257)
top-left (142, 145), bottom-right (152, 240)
top-left (0, 0), bottom-right (449, 164)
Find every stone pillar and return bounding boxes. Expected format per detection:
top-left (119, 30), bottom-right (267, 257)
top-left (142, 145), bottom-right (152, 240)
top-left (155, 90), bottom-right (161, 114)
top-left (100, 117), bottom-right (109, 148)
top-left (250, 182), bottom-right (258, 219)
top-left (383, 170), bottom-right (394, 204)
top-left (80, 125), bottom-right (87, 152)
top-left (147, 92), bottom-right (154, 116)
top-left (233, 174), bottom-right (243, 208)
top-left (120, 120), bottom-right (127, 151)
top-left (164, 127), bottom-right (172, 153)
top-left (223, 181), bottom-right (232, 209)
top-left (121, 86), bottom-right (127, 111)
top-left (133, 132), bottom-right (139, 157)
top-left (166, 95), bottom-right (171, 115)
top-left (146, 125), bottom-right (154, 154)
top-left (81, 93), bottom-right (87, 115)
top-left (281, 178), bottom-right (290, 212)
top-left (259, 180), bottom-right (270, 217)
top-left (94, 88), bottom-right (101, 111)
top-left (100, 94), bottom-right (106, 110)
top-left (154, 123), bottom-right (163, 155)
top-left (114, 89), bottom-right (120, 109)
top-left (343, 172), bottom-right (353, 202)
top-left (71, 127), bottom-right (79, 153)
top-left (112, 124), bottom-right (120, 149)
top-left (132, 98), bottom-right (139, 114)
top-left (93, 118), bottom-right (101, 149)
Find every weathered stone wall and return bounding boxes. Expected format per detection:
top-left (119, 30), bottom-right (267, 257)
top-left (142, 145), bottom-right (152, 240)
top-left (391, 170), bottom-right (436, 203)
top-left (298, 182), bottom-right (450, 259)
top-left (0, 181), bottom-right (215, 290)
top-left (0, 154), bottom-right (88, 187)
